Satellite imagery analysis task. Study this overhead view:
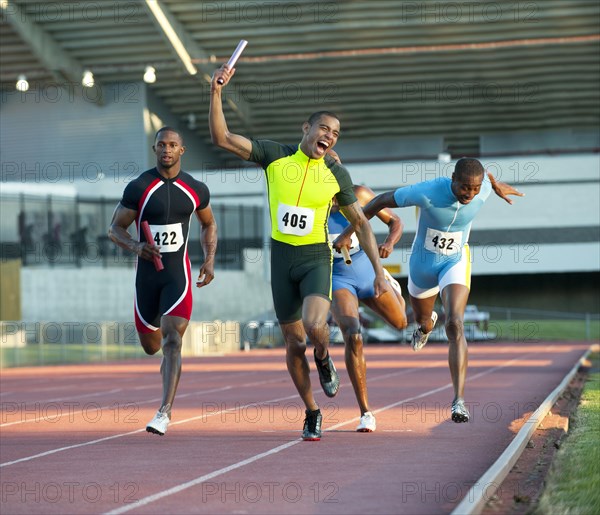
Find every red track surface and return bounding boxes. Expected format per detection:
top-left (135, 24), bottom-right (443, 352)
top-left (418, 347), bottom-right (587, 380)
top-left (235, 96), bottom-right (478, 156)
top-left (0, 341), bottom-right (589, 514)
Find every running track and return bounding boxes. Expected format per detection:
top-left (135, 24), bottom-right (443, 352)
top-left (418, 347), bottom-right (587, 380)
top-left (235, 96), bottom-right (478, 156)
top-left (0, 341), bottom-right (590, 514)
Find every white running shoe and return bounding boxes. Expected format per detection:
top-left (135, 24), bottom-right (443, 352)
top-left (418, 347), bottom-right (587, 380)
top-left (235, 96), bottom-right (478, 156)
top-left (383, 268), bottom-right (402, 295)
top-left (411, 311), bottom-right (438, 351)
top-left (356, 411), bottom-right (376, 432)
top-left (146, 410), bottom-right (170, 435)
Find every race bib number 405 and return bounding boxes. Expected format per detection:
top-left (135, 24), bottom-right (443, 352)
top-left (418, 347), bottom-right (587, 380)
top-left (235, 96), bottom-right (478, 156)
top-left (424, 227), bottom-right (462, 255)
top-left (277, 204), bottom-right (315, 237)
top-left (149, 223), bottom-right (184, 253)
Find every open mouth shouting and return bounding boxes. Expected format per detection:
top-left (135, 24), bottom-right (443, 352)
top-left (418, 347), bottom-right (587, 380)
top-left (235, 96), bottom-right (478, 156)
top-left (315, 139), bottom-right (330, 156)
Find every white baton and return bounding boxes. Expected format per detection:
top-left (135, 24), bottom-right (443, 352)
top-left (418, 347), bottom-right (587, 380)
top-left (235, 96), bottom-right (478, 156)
top-left (217, 39), bottom-right (248, 84)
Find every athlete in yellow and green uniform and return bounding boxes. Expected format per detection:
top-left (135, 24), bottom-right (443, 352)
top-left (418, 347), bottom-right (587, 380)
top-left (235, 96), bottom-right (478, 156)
top-left (210, 64), bottom-right (388, 441)
top-left (250, 139), bottom-right (356, 322)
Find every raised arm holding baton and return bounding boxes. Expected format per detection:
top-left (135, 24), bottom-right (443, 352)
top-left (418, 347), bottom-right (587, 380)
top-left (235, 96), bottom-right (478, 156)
top-left (217, 40), bottom-right (248, 84)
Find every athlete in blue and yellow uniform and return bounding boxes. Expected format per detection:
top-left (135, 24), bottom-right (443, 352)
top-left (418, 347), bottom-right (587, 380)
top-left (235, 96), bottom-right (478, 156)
top-left (335, 158), bottom-right (523, 423)
top-left (109, 127), bottom-right (217, 436)
top-left (210, 64), bottom-right (389, 441)
top-left (329, 184), bottom-right (407, 432)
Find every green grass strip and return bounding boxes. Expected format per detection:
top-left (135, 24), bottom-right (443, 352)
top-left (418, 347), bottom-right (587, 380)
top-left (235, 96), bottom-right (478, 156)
top-left (535, 351), bottom-right (600, 514)
top-left (488, 320), bottom-right (600, 342)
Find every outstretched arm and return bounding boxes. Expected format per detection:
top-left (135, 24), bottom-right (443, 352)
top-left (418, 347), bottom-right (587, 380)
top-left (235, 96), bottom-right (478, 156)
top-left (333, 191), bottom-right (398, 251)
top-left (195, 205), bottom-right (218, 287)
top-left (326, 150), bottom-right (402, 257)
top-left (487, 172), bottom-right (525, 205)
top-left (362, 191), bottom-right (400, 220)
top-left (339, 201), bottom-right (389, 298)
top-left (209, 65), bottom-right (253, 161)
top-left (355, 185), bottom-right (403, 258)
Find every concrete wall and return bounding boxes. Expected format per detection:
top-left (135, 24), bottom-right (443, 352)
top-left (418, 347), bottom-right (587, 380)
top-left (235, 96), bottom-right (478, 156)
top-left (3, 153), bottom-right (598, 290)
top-left (197, 153), bottom-right (599, 277)
top-left (0, 259), bottom-right (21, 320)
top-left (38, 151), bottom-right (599, 203)
top-left (0, 320), bottom-right (241, 355)
top-left (20, 255), bottom-right (273, 323)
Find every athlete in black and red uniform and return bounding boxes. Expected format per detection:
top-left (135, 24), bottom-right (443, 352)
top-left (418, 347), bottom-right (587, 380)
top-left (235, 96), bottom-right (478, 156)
top-left (109, 126), bottom-right (217, 435)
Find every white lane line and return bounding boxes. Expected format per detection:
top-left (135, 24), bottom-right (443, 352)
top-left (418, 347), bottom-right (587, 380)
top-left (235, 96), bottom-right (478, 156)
top-left (102, 355), bottom-right (533, 515)
top-left (130, 371), bottom-right (259, 391)
top-left (105, 439), bottom-right (301, 515)
top-left (0, 392), bottom-right (298, 469)
top-left (40, 388), bottom-right (123, 404)
top-left (100, 381), bottom-right (461, 515)
top-left (0, 379), bottom-right (297, 468)
top-left (0, 382), bottom-right (125, 397)
top-left (328, 353), bottom-right (536, 431)
top-left (0, 386), bottom-right (228, 428)
top-left (0, 376), bottom-right (284, 428)
top-left (0, 428), bottom-right (147, 468)
top-left (367, 361), bottom-right (446, 382)
top-left (0, 349), bottom-right (537, 480)
top-left (0, 374), bottom-right (128, 389)
top-left (2, 371), bottom-right (256, 400)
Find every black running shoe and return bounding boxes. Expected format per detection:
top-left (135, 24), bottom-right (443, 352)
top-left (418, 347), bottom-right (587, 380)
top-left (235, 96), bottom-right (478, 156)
top-left (314, 348), bottom-right (340, 398)
top-left (451, 399), bottom-right (470, 423)
top-left (302, 409), bottom-right (322, 441)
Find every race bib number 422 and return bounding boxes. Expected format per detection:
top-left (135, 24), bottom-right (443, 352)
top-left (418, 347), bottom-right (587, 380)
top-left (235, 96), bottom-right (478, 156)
top-left (149, 223), bottom-right (184, 253)
top-left (424, 227), bottom-right (462, 255)
top-left (277, 204), bottom-right (315, 237)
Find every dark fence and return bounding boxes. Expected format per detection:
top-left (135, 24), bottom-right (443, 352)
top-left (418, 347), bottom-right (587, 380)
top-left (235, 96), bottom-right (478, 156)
top-left (0, 194), bottom-right (264, 270)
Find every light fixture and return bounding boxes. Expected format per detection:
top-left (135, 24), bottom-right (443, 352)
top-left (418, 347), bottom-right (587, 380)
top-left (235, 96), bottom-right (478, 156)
top-left (144, 0), bottom-right (197, 76)
top-left (16, 74), bottom-right (29, 92)
top-left (82, 70), bottom-right (94, 87)
top-left (437, 152), bottom-right (451, 164)
top-left (143, 65), bottom-right (156, 83)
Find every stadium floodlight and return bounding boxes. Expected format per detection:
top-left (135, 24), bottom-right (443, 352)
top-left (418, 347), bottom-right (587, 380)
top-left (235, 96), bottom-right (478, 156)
top-left (143, 66), bottom-right (157, 84)
top-left (82, 70), bottom-right (94, 88)
top-left (16, 74), bottom-right (29, 92)
top-left (437, 152), bottom-right (451, 163)
top-left (145, 0), bottom-right (197, 76)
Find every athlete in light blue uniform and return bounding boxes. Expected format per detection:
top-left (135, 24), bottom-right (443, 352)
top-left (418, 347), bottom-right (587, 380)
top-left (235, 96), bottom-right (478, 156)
top-left (395, 171), bottom-right (492, 300)
top-left (334, 158), bottom-right (523, 423)
top-left (329, 184), bottom-right (407, 432)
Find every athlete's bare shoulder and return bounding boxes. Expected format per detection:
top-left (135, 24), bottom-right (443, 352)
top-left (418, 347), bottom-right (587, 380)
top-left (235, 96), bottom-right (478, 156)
top-left (353, 184), bottom-right (377, 207)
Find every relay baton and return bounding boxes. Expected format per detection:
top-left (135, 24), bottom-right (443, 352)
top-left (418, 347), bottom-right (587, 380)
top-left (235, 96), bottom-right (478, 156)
top-left (341, 247), bottom-right (352, 265)
top-left (217, 39), bottom-right (248, 84)
top-left (140, 221), bottom-right (164, 271)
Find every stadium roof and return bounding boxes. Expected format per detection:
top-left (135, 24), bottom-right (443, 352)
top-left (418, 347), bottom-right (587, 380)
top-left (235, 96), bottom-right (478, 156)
top-left (1, 0), bottom-right (599, 166)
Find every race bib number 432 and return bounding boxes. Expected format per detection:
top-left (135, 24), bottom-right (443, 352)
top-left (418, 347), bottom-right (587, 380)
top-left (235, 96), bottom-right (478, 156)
top-left (149, 223), bottom-right (184, 253)
top-left (277, 204), bottom-right (315, 237)
top-left (424, 227), bottom-right (462, 255)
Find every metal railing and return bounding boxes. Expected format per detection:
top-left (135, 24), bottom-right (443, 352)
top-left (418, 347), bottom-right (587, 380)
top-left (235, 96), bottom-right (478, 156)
top-left (0, 320), bottom-right (241, 368)
top-left (1, 193), bottom-right (264, 269)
